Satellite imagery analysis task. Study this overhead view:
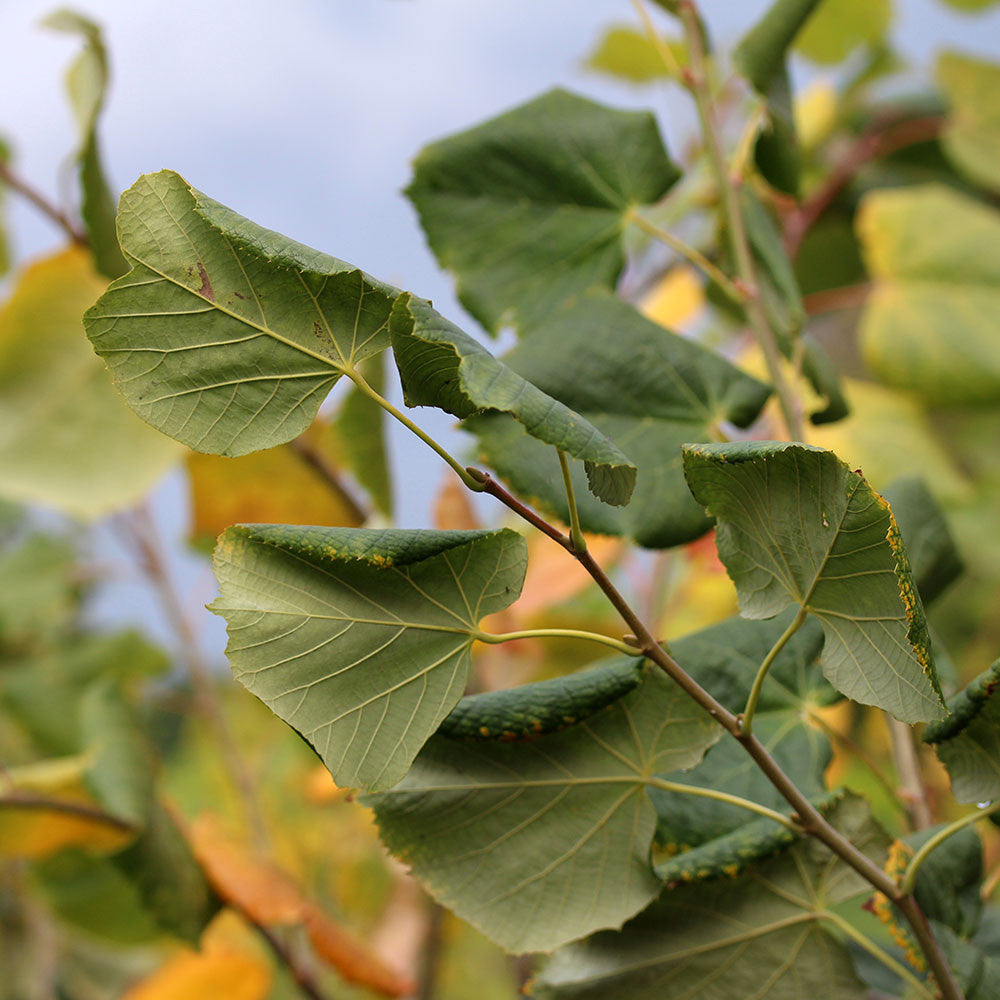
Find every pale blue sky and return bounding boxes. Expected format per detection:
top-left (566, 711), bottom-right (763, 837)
top-left (1, 0), bottom-right (997, 653)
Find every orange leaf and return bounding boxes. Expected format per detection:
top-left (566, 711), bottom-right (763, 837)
top-left (432, 474), bottom-right (481, 530)
top-left (122, 948), bottom-right (271, 1000)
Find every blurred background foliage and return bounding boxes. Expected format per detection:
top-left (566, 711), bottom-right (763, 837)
top-left (2, 0), bottom-right (1000, 997)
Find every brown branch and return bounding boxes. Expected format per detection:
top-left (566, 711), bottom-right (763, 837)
top-left (285, 437), bottom-right (369, 523)
top-left (889, 718), bottom-right (934, 831)
top-left (253, 924), bottom-right (332, 1000)
top-left (0, 793), bottom-right (133, 832)
top-left (0, 161), bottom-right (88, 246)
top-left (783, 115), bottom-right (943, 258)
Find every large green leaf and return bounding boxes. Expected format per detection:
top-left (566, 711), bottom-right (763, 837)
top-left (467, 292), bottom-right (770, 547)
top-left (406, 89), bottom-right (680, 334)
top-left (42, 10), bottom-right (126, 278)
top-left (925, 659), bottom-right (1000, 803)
top-left (733, 0), bottom-right (823, 194)
top-left (652, 611), bottom-right (833, 850)
top-left (534, 792), bottom-right (885, 1000)
top-left (368, 664), bottom-right (719, 953)
top-left (84, 169), bottom-right (399, 456)
top-left (210, 526), bottom-right (527, 791)
top-left (908, 825), bottom-right (983, 939)
top-left (390, 293), bottom-right (636, 507)
top-left (931, 923), bottom-right (1000, 1000)
top-left (937, 52), bottom-right (1000, 194)
top-left (0, 248), bottom-right (181, 519)
top-left (682, 441), bottom-right (946, 723)
top-left (857, 184), bottom-right (1000, 404)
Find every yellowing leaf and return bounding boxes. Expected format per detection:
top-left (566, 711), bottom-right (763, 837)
top-left (639, 266), bottom-right (705, 331)
top-left (187, 421), bottom-right (363, 548)
top-left (795, 0), bottom-right (892, 65)
top-left (432, 474), bottom-right (481, 531)
top-left (0, 249), bottom-right (181, 518)
top-left (794, 80), bottom-right (838, 151)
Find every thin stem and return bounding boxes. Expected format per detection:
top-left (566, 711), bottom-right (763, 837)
top-left (117, 506), bottom-right (271, 854)
top-left (888, 718), bottom-right (933, 831)
top-left (821, 910), bottom-right (935, 1000)
top-left (344, 368), bottom-right (485, 493)
top-left (416, 901), bottom-right (445, 1000)
top-left (475, 627), bottom-right (641, 658)
top-left (627, 208), bottom-right (744, 304)
top-left (630, 0), bottom-right (684, 79)
top-left (981, 862), bottom-right (1000, 902)
top-left (741, 607), bottom-right (807, 737)
top-left (678, 1), bottom-right (805, 442)
top-left (285, 437), bottom-right (369, 523)
top-left (0, 793), bottom-right (134, 832)
top-left (252, 924), bottom-right (332, 1000)
top-left (646, 776), bottom-right (801, 832)
top-left (902, 802), bottom-right (1000, 896)
top-left (731, 101), bottom-right (768, 182)
top-left (0, 161), bottom-right (88, 246)
top-left (557, 450), bottom-right (587, 554)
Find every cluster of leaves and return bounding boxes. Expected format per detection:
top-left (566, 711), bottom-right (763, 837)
top-left (4, 0), bottom-right (1000, 998)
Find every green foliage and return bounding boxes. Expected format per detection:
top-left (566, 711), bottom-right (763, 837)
top-left (937, 51), bottom-right (1000, 194)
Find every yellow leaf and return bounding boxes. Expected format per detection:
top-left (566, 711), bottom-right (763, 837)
top-left (639, 266), bottom-right (705, 332)
top-left (794, 80), bottom-right (838, 151)
top-left (0, 248), bottom-right (181, 519)
top-left (187, 420), bottom-right (363, 548)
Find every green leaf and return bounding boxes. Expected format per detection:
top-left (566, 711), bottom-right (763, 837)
top-left (652, 611), bottom-right (833, 850)
top-left (210, 525), bottom-right (528, 791)
top-left (583, 25), bottom-right (684, 83)
top-left (937, 51), bottom-right (1000, 194)
top-left (467, 292), bottom-right (770, 547)
top-left (406, 89), bottom-right (680, 333)
top-left (794, 0), bottom-right (893, 65)
top-left (857, 183), bottom-right (1000, 404)
top-left (111, 801), bottom-right (219, 944)
top-left (733, 0), bottom-right (823, 195)
top-left (42, 10), bottom-right (126, 278)
top-left (925, 659), bottom-right (1000, 803)
top-left (883, 477), bottom-right (963, 604)
top-left (0, 533), bottom-right (78, 649)
top-left (368, 664), bottom-right (719, 953)
top-left (908, 824), bottom-right (983, 939)
top-left (84, 169), bottom-right (400, 457)
top-left (534, 792), bottom-right (885, 1000)
top-left (682, 441), bottom-right (946, 722)
top-left (0, 248), bottom-right (181, 519)
top-left (336, 354), bottom-right (393, 517)
top-left (930, 923), bottom-right (1000, 1000)
top-left (390, 293), bottom-right (637, 507)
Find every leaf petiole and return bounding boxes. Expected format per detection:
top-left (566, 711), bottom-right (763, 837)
top-left (740, 607), bottom-right (807, 737)
top-left (474, 628), bottom-right (643, 658)
top-left (557, 449), bottom-right (587, 553)
top-left (646, 776), bottom-right (801, 832)
top-left (343, 365), bottom-right (486, 492)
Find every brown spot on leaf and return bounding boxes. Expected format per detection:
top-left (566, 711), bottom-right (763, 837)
top-left (196, 262), bottom-right (215, 302)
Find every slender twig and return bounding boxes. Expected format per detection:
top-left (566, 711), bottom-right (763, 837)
top-left (902, 802), bottom-right (1000, 896)
top-left (0, 161), bottom-right (87, 246)
top-left (678, 1), bottom-right (805, 442)
top-left (822, 909), bottom-right (935, 1000)
top-left (556, 450), bottom-right (587, 554)
top-left (627, 209), bottom-right (744, 303)
top-left (0, 793), bottom-right (134, 832)
top-left (253, 924), bottom-right (332, 1000)
top-left (741, 608), bottom-right (807, 737)
top-left (416, 901), bottom-right (445, 1000)
top-left (630, 0), bottom-right (684, 80)
top-left (981, 862), bottom-right (1000, 902)
top-left (117, 506), bottom-right (271, 854)
top-left (344, 368), bottom-right (485, 492)
top-left (646, 777), bottom-right (801, 832)
top-left (285, 437), bottom-right (369, 523)
top-left (476, 627), bottom-right (641, 657)
top-left (888, 718), bottom-right (933, 831)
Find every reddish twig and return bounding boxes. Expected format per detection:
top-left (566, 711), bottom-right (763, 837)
top-left (0, 161), bottom-right (88, 246)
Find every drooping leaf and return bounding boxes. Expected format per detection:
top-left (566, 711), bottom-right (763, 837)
top-left (794, 0), bottom-right (893, 65)
top-left (883, 477), bottom-right (963, 604)
top-left (390, 293), bottom-right (637, 507)
top-left (857, 184), bottom-right (1000, 404)
top-left (583, 25), bottom-right (685, 83)
top-left (908, 824), bottom-right (983, 939)
top-left (534, 792), bottom-right (886, 1000)
top-left (368, 664), bottom-right (719, 953)
top-left (0, 248), bottom-right (181, 519)
top-left (336, 353), bottom-right (393, 517)
top-left (210, 526), bottom-right (528, 791)
top-left (406, 89), bottom-right (680, 333)
top-left (682, 441), bottom-right (946, 722)
top-left (733, 0), bottom-right (823, 194)
top-left (937, 51), bottom-right (1000, 194)
top-left (42, 10), bottom-right (126, 277)
top-left (652, 610), bottom-right (833, 850)
top-left (186, 420), bottom-right (364, 551)
top-left (84, 169), bottom-right (399, 457)
top-left (925, 659), bottom-right (1000, 803)
top-left (467, 292), bottom-right (770, 547)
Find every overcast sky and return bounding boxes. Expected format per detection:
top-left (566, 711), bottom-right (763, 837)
top-left (2, 0), bottom-right (998, 652)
